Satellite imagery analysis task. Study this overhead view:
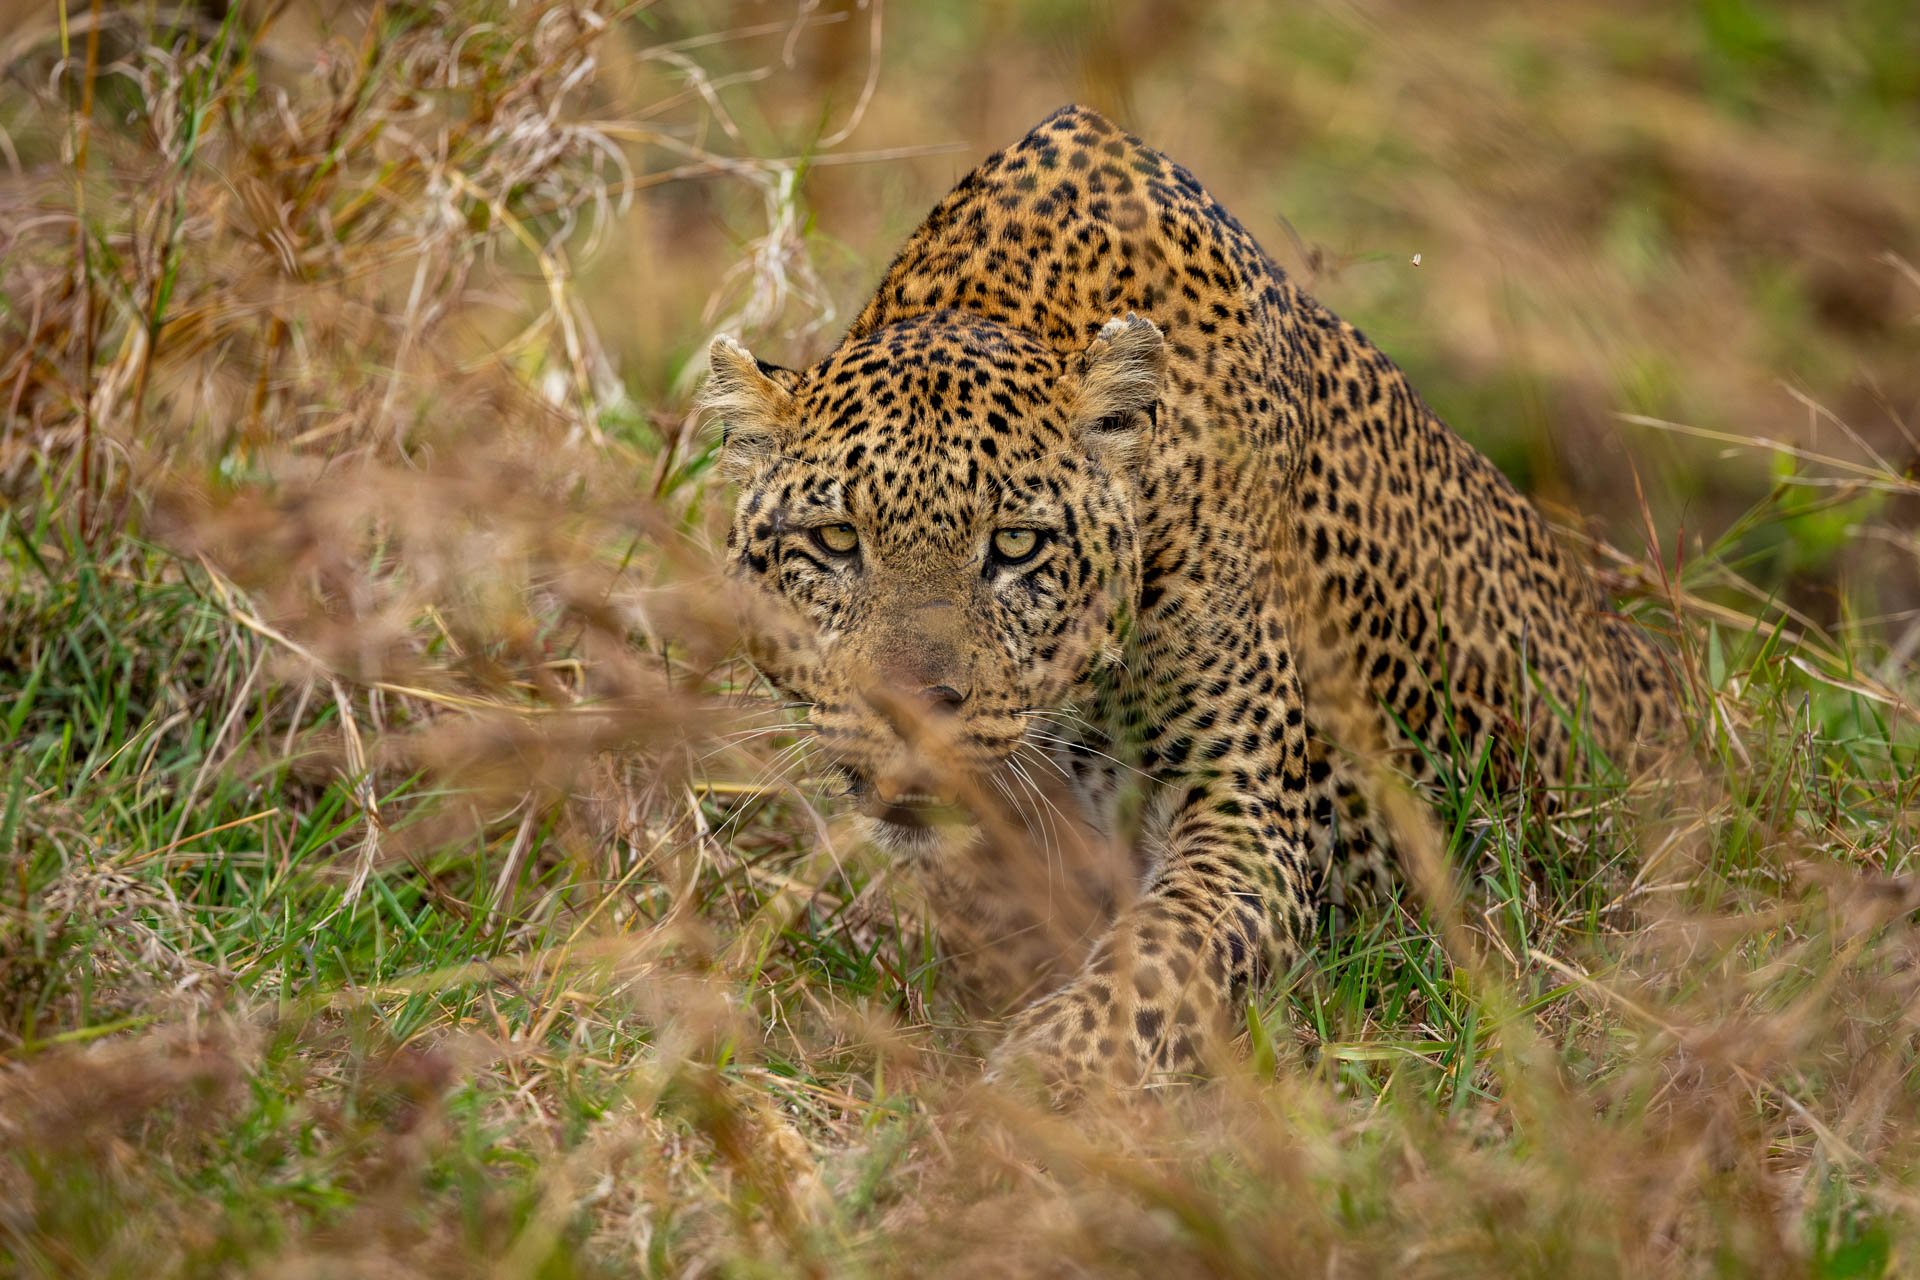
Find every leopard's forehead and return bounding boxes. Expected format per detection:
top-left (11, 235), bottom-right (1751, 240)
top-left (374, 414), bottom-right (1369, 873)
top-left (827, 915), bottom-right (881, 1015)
top-left (784, 312), bottom-right (1076, 477)
top-left (740, 313), bottom-right (1112, 564)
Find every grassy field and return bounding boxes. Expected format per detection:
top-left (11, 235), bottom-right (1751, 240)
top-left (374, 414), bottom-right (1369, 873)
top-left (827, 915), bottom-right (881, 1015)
top-left (3, 1), bottom-right (1919, 1275)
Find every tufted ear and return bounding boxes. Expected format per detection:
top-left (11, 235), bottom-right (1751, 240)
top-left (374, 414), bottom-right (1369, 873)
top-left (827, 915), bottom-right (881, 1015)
top-left (1069, 314), bottom-right (1166, 465)
top-left (701, 335), bottom-right (797, 479)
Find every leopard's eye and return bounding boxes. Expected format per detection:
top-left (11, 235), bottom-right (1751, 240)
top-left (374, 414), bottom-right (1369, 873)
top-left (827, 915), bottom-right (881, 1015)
top-left (809, 523), bottom-right (859, 556)
top-left (990, 528), bottom-right (1042, 565)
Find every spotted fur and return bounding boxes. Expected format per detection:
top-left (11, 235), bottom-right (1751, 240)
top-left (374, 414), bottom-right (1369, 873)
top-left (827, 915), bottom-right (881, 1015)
top-left (705, 106), bottom-right (1674, 1092)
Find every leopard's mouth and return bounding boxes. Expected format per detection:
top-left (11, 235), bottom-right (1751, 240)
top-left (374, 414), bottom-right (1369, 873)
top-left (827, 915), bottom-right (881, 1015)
top-left (833, 766), bottom-right (973, 832)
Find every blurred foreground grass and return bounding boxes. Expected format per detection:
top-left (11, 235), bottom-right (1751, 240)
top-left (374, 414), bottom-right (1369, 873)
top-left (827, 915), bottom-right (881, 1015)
top-left (2, 2), bottom-right (1919, 1275)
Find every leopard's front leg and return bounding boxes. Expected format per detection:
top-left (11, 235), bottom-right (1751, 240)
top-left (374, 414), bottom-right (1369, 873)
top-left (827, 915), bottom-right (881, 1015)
top-left (991, 591), bottom-right (1316, 1093)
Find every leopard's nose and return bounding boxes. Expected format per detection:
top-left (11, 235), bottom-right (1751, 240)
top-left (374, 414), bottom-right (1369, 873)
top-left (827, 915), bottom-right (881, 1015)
top-left (923, 683), bottom-right (968, 712)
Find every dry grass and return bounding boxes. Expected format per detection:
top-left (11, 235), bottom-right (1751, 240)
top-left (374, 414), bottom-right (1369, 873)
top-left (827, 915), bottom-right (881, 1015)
top-left (2, 2), bottom-right (1918, 1276)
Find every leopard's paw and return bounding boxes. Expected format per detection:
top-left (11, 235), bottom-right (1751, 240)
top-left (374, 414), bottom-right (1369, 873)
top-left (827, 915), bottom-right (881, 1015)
top-left (983, 982), bottom-right (1128, 1105)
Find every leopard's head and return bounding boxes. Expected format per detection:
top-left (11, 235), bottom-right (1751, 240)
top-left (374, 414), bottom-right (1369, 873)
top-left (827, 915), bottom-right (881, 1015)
top-left (704, 310), bottom-right (1164, 854)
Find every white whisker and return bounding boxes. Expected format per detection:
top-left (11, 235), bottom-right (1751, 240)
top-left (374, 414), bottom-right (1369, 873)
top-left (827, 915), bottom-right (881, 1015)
top-left (1019, 724), bottom-right (1154, 782)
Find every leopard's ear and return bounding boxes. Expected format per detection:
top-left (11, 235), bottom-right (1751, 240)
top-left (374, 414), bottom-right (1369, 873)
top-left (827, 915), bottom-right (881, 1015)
top-left (701, 336), bottom-right (797, 479)
top-left (1070, 314), bottom-right (1165, 466)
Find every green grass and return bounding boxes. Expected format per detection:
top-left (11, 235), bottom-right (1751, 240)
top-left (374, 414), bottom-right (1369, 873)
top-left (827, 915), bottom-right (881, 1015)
top-left (3, 1), bottom-right (1919, 1276)
top-left (6, 450), bottom-right (1916, 1275)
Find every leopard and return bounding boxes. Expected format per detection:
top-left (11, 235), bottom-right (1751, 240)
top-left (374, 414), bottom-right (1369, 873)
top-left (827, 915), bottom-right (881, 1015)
top-left (701, 104), bottom-right (1675, 1094)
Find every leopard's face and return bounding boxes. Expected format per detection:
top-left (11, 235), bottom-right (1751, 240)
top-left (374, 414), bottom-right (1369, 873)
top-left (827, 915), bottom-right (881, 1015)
top-left (706, 311), bottom-right (1164, 853)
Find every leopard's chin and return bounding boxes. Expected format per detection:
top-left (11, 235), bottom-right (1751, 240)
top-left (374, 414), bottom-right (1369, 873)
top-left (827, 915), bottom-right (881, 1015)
top-left (860, 810), bottom-right (983, 863)
top-left (828, 762), bottom-right (985, 861)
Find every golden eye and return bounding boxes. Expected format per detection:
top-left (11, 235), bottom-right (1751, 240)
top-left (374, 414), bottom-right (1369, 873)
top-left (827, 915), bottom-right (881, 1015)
top-left (991, 528), bottom-right (1041, 564)
top-left (810, 522), bottom-right (859, 555)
